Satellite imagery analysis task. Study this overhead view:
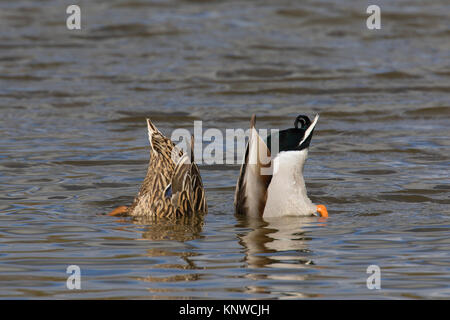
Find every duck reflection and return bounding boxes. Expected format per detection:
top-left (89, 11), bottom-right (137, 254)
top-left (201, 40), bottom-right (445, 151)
top-left (111, 214), bottom-right (205, 242)
top-left (140, 247), bottom-right (201, 285)
top-left (236, 215), bottom-right (325, 298)
top-left (136, 215), bottom-right (204, 242)
top-left (236, 215), bottom-right (319, 271)
top-left (107, 215), bottom-right (204, 287)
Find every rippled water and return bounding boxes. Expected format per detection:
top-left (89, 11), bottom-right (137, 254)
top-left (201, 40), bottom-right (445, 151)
top-left (0, 0), bottom-right (449, 299)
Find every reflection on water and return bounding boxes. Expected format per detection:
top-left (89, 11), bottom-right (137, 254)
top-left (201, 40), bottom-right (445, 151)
top-left (238, 216), bottom-right (314, 269)
top-left (0, 0), bottom-right (449, 299)
top-left (237, 216), bottom-right (318, 298)
top-left (108, 217), bottom-right (205, 289)
top-left (127, 216), bottom-right (204, 242)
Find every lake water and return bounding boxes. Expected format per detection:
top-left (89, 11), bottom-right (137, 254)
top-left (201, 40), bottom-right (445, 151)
top-left (0, 0), bottom-right (449, 299)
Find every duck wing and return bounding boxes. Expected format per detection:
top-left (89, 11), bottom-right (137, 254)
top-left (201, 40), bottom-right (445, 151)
top-left (190, 160), bottom-right (207, 214)
top-left (166, 135), bottom-right (207, 217)
top-left (234, 115), bottom-right (272, 217)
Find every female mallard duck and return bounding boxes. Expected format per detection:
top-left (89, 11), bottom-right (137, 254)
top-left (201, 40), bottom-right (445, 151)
top-left (109, 119), bottom-right (207, 218)
top-left (234, 114), bottom-right (328, 218)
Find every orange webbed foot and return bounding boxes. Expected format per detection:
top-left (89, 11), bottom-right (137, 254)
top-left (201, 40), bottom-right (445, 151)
top-left (316, 204), bottom-right (328, 218)
top-left (107, 206), bottom-right (128, 217)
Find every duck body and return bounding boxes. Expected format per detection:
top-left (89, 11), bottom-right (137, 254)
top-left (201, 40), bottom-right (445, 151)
top-left (234, 114), bottom-right (327, 218)
top-left (263, 150), bottom-right (316, 217)
top-left (110, 119), bottom-right (207, 219)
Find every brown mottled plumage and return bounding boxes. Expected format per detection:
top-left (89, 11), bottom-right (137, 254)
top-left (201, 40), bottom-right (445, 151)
top-left (109, 119), bottom-right (207, 219)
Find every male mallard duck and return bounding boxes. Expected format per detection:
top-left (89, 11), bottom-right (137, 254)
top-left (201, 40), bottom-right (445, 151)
top-left (234, 114), bottom-right (328, 218)
top-left (108, 119), bottom-right (207, 218)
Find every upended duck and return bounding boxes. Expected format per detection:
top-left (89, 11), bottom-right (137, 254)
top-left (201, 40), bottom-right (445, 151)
top-left (234, 114), bottom-right (328, 218)
top-left (108, 119), bottom-right (207, 218)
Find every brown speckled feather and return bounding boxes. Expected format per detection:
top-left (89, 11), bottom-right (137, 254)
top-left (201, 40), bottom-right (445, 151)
top-left (127, 119), bottom-right (207, 218)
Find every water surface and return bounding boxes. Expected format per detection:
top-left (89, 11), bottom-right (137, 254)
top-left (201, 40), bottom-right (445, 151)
top-left (0, 0), bottom-right (449, 299)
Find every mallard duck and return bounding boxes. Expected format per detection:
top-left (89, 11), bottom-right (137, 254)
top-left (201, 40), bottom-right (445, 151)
top-left (108, 119), bottom-right (207, 218)
top-left (234, 114), bottom-right (328, 218)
